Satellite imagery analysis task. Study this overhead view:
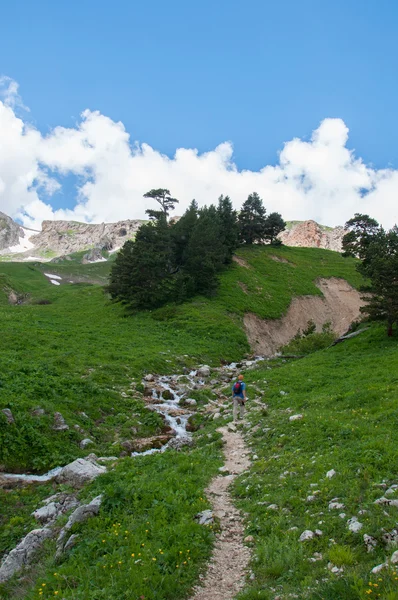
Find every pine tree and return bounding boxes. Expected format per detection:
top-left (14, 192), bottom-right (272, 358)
top-left (263, 212), bottom-right (286, 245)
top-left (109, 217), bottom-right (175, 309)
top-left (184, 205), bottom-right (226, 296)
top-left (238, 192), bottom-right (267, 244)
top-left (358, 226), bottom-right (398, 336)
top-left (143, 188), bottom-right (179, 221)
top-left (217, 195), bottom-right (239, 262)
top-left (171, 200), bottom-right (198, 267)
top-left (342, 213), bottom-right (380, 258)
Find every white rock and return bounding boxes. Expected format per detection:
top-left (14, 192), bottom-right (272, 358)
top-left (391, 550), bottom-right (398, 564)
top-left (213, 413), bottom-right (221, 420)
top-left (252, 454), bottom-right (259, 460)
top-left (315, 529), bottom-right (323, 537)
top-left (280, 391), bottom-right (288, 396)
top-left (197, 366), bottom-right (211, 378)
top-left (57, 458), bottom-right (106, 487)
top-left (0, 527), bottom-right (53, 583)
top-left (326, 469), bottom-right (336, 479)
top-left (195, 510), bottom-right (214, 525)
top-left (80, 438), bottom-right (94, 449)
top-left (339, 513), bottom-right (346, 519)
top-left (299, 530), bottom-right (315, 542)
top-left (329, 502), bottom-right (345, 510)
top-left (347, 517), bottom-right (363, 533)
top-left (267, 504), bottom-right (279, 511)
top-left (56, 496), bottom-right (102, 557)
top-left (306, 495), bottom-right (317, 503)
top-left (144, 374), bottom-right (154, 382)
top-left (32, 502), bottom-right (58, 523)
top-left (371, 562), bottom-right (388, 574)
top-left (289, 414), bottom-right (303, 421)
top-left (185, 398), bottom-right (197, 406)
top-left (364, 534), bottom-right (377, 552)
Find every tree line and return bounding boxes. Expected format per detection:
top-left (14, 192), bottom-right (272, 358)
top-left (343, 214), bottom-right (398, 336)
top-left (109, 189), bottom-right (286, 309)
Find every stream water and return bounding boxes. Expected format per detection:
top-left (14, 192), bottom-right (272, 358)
top-left (2, 358), bottom-right (266, 481)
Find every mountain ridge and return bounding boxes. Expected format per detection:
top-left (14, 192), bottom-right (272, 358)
top-left (0, 211), bottom-right (346, 261)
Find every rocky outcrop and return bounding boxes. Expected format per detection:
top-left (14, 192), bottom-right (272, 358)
top-left (0, 212), bottom-right (23, 252)
top-left (278, 220), bottom-right (346, 251)
top-left (30, 219), bottom-right (143, 257)
top-left (0, 527), bottom-right (53, 583)
top-left (56, 458), bottom-right (106, 487)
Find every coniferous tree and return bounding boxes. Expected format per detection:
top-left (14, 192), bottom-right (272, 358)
top-left (263, 212), bottom-right (286, 245)
top-left (238, 192), bottom-right (267, 244)
top-left (109, 216), bottom-right (175, 309)
top-left (217, 195), bottom-right (239, 262)
top-left (342, 213), bottom-right (380, 258)
top-left (357, 226), bottom-right (398, 337)
top-left (171, 200), bottom-right (199, 267)
top-left (184, 205), bottom-right (226, 296)
top-left (143, 188), bottom-right (179, 221)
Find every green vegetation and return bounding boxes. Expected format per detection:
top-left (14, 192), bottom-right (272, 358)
top-left (234, 324), bottom-right (398, 600)
top-left (0, 246), bottom-right (361, 472)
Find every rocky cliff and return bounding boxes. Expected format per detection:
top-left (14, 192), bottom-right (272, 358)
top-left (0, 213), bottom-right (346, 261)
top-left (30, 219), bottom-right (144, 257)
top-left (278, 220), bottom-right (345, 251)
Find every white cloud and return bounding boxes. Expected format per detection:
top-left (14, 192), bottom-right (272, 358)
top-left (0, 76), bottom-right (396, 230)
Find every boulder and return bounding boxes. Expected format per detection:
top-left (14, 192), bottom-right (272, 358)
top-left (364, 534), bottom-right (377, 552)
top-left (197, 366), bottom-right (211, 378)
top-left (56, 458), bottom-right (106, 487)
top-left (347, 517), bottom-right (363, 533)
top-left (326, 469), bottom-right (336, 479)
top-left (56, 495), bottom-right (102, 558)
top-left (184, 398), bottom-right (197, 407)
top-left (144, 374), bottom-right (155, 382)
top-left (0, 527), bottom-right (53, 583)
top-left (289, 414), bottom-right (303, 422)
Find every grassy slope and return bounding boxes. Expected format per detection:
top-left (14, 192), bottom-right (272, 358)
top-left (235, 324), bottom-right (398, 600)
top-left (0, 247), bottom-right (361, 472)
top-left (0, 246), bottom-right (396, 600)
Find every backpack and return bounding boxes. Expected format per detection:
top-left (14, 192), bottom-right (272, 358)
top-left (233, 381), bottom-right (242, 395)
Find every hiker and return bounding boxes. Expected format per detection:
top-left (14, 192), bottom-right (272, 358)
top-left (232, 374), bottom-right (247, 421)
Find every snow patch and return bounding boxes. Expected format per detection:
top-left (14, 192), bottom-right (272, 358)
top-left (44, 273), bottom-right (62, 280)
top-left (8, 228), bottom-right (35, 253)
top-left (50, 280), bottom-right (60, 286)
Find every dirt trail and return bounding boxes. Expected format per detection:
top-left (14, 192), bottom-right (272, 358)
top-left (191, 426), bottom-right (251, 600)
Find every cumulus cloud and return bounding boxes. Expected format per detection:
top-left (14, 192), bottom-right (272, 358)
top-left (0, 76), bottom-right (396, 230)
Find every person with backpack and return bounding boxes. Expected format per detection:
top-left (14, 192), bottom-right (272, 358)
top-left (232, 374), bottom-right (247, 421)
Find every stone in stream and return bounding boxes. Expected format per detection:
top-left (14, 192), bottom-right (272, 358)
top-left (56, 458), bottom-right (106, 487)
top-left (197, 366), bottom-right (211, 378)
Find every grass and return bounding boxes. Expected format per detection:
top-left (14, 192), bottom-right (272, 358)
top-left (0, 246), bottom-right (361, 473)
top-left (0, 244), bottom-right (376, 600)
top-left (0, 419), bottom-right (224, 600)
top-left (233, 323), bottom-right (398, 600)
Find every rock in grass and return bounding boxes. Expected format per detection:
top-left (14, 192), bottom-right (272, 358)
top-left (56, 495), bottom-right (102, 558)
top-left (364, 534), bottom-right (377, 552)
top-left (347, 517), bottom-right (363, 533)
top-left (326, 469), bottom-right (336, 479)
top-left (0, 527), bottom-right (53, 583)
top-left (371, 562), bottom-right (388, 574)
top-left (289, 414), bottom-right (303, 421)
top-left (1, 409), bottom-right (14, 424)
top-left (195, 510), bottom-right (214, 525)
top-left (185, 398), bottom-right (197, 406)
top-left (299, 530), bottom-right (315, 542)
top-left (53, 411), bottom-right (69, 431)
top-left (57, 458), bottom-right (106, 487)
top-left (80, 438), bottom-right (94, 449)
top-left (329, 502), bottom-right (345, 510)
top-left (391, 550), bottom-right (398, 564)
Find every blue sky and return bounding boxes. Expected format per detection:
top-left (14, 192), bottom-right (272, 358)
top-left (0, 0), bottom-right (397, 227)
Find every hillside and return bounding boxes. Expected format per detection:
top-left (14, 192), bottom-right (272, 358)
top-left (0, 246), bottom-right (397, 600)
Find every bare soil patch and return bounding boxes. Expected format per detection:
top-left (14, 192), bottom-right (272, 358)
top-left (233, 256), bottom-right (250, 268)
top-left (244, 277), bottom-right (365, 356)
